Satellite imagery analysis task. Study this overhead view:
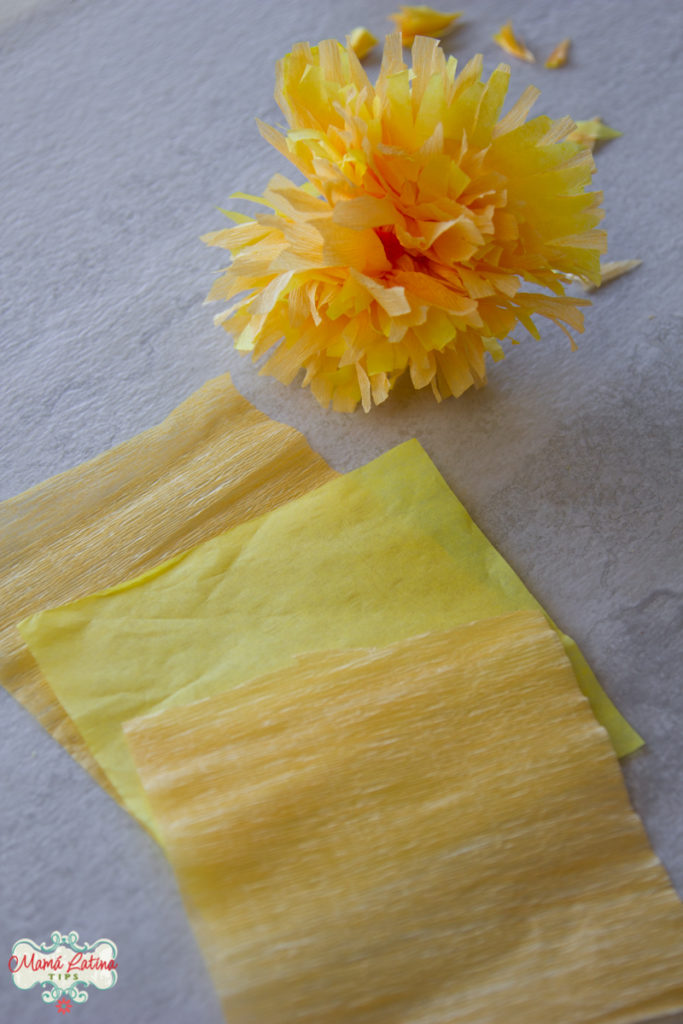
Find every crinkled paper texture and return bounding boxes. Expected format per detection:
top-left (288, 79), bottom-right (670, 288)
top-left (19, 441), bottom-right (640, 835)
top-left (208, 36), bottom-right (605, 411)
top-left (0, 373), bottom-right (335, 797)
top-left (124, 612), bottom-right (683, 1024)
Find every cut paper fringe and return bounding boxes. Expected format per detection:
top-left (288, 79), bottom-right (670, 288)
top-left (125, 612), bottom-right (683, 1024)
top-left (19, 441), bottom-right (640, 837)
top-left (0, 373), bottom-right (335, 797)
top-left (205, 34), bottom-right (605, 411)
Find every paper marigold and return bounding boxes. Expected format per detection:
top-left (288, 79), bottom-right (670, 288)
top-left (204, 35), bottom-right (605, 412)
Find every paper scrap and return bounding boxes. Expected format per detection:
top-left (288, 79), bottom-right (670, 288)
top-left (389, 6), bottom-right (462, 46)
top-left (348, 26), bottom-right (377, 60)
top-left (545, 37), bottom-right (571, 68)
top-left (125, 612), bottom-right (683, 1024)
top-left (585, 259), bottom-right (642, 290)
top-left (492, 21), bottom-right (535, 62)
top-left (20, 441), bottom-right (641, 835)
top-left (568, 116), bottom-right (622, 149)
top-left (0, 373), bottom-right (335, 796)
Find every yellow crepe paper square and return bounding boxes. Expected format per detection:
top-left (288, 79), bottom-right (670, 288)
top-left (19, 441), bottom-right (640, 836)
top-left (124, 612), bottom-right (683, 1024)
top-left (0, 373), bottom-right (335, 796)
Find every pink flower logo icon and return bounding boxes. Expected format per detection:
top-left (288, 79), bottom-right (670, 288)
top-left (56, 995), bottom-right (72, 1014)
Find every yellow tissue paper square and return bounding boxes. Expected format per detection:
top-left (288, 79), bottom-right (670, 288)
top-left (19, 441), bottom-right (639, 836)
top-left (124, 611), bottom-right (683, 1024)
top-left (0, 373), bottom-right (335, 796)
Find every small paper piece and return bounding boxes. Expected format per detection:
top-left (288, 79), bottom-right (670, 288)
top-left (492, 21), bottom-right (535, 62)
top-left (124, 612), bottom-right (683, 1024)
top-left (389, 6), bottom-right (463, 46)
top-left (20, 441), bottom-right (640, 835)
top-left (545, 37), bottom-right (571, 68)
top-left (568, 116), bottom-right (622, 149)
top-left (348, 26), bottom-right (377, 60)
top-left (584, 259), bottom-right (643, 290)
top-left (0, 373), bottom-right (335, 796)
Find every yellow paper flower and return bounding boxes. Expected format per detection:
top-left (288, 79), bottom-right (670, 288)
top-left (389, 5), bottom-right (462, 46)
top-left (205, 35), bottom-right (605, 412)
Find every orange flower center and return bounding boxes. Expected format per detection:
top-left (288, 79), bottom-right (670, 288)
top-left (375, 227), bottom-right (405, 267)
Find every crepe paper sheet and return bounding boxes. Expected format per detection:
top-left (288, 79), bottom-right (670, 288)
top-left (348, 26), bottom-right (377, 60)
top-left (389, 6), bottom-right (463, 46)
top-left (585, 259), bottom-right (643, 290)
top-left (0, 373), bottom-right (336, 798)
top-left (124, 611), bottom-right (683, 1024)
top-left (492, 21), bottom-right (536, 63)
top-left (545, 37), bottom-right (571, 69)
top-left (20, 441), bottom-right (640, 836)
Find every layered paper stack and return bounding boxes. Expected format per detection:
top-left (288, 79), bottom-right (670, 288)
top-left (0, 374), bottom-right (336, 794)
top-left (3, 375), bottom-right (682, 1022)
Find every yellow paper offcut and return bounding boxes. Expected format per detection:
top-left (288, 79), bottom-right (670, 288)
top-left (389, 6), bottom-right (463, 46)
top-left (568, 116), bottom-right (622, 149)
top-left (20, 441), bottom-right (640, 836)
top-left (545, 37), bottom-right (571, 69)
top-left (348, 26), bottom-right (377, 60)
top-left (0, 373), bottom-right (335, 796)
top-left (124, 612), bottom-right (683, 1024)
top-left (585, 259), bottom-right (642, 291)
top-left (492, 21), bottom-right (535, 62)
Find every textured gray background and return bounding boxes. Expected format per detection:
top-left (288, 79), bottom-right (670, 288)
top-left (1, 1), bottom-right (681, 1021)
